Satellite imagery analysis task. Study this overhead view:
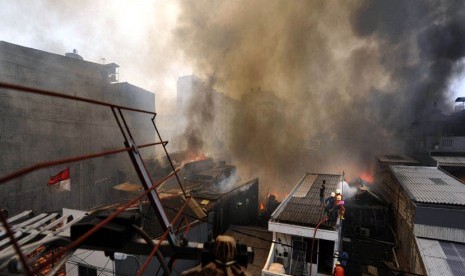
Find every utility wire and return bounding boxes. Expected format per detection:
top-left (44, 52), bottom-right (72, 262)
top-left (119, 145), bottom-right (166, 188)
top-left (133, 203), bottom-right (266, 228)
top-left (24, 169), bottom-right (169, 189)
top-left (97, 257), bottom-right (111, 276)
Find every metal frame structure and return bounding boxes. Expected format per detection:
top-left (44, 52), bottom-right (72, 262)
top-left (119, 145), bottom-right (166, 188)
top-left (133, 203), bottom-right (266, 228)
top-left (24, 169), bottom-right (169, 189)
top-left (0, 81), bottom-right (194, 275)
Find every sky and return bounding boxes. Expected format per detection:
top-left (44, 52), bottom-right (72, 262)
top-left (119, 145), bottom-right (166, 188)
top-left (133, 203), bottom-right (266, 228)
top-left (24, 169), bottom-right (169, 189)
top-left (2, 0), bottom-right (465, 194)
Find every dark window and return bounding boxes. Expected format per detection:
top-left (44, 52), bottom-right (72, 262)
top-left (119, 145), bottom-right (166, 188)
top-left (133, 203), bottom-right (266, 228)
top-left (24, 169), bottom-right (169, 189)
top-left (291, 237), bottom-right (318, 264)
top-left (78, 265), bottom-right (97, 276)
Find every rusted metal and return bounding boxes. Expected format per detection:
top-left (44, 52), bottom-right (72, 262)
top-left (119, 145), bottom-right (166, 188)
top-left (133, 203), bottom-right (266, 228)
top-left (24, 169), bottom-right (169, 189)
top-left (137, 230), bottom-right (170, 276)
top-left (151, 116), bottom-right (187, 196)
top-left (113, 107), bottom-right (178, 247)
top-left (1, 80), bottom-right (195, 273)
top-left (111, 107), bottom-right (129, 141)
top-left (132, 225), bottom-right (171, 275)
top-left (136, 199), bottom-right (190, 276)
top-left (0, 81), bottom-right (156, 115)
top-left (0, 209), bottom-right (33, 275)
top-left (0, 141), bottom-right (167, 185)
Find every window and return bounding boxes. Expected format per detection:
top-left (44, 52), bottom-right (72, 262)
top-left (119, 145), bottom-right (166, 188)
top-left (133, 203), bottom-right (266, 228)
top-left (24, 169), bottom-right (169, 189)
top-left (78, 265), bottom-right (97, 276)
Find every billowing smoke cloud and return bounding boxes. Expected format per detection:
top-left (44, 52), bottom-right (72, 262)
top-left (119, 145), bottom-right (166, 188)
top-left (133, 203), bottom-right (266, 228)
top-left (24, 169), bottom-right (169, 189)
top-left (174, 0), bottom-right (465, 195)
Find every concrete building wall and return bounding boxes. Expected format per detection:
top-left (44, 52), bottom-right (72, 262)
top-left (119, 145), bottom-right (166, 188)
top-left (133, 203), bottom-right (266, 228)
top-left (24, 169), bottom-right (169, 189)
top-left (0, 41), bottom-right (156, 215)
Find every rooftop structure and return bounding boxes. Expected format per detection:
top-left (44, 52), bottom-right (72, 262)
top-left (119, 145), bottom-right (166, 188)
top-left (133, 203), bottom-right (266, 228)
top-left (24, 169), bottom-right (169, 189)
top-left (263, 172), bottom-right (343, 276)
top-left (382, 165), bottom-right (465, 275)
top-left (390, 166), bottom-right (465, 206)
top-left (416, 237), bottom-right (465, 276)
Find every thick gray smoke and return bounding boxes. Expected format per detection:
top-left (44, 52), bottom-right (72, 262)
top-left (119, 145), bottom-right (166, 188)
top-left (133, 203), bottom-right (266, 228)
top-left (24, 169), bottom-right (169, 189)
top-left (174, 0), bottom-right (465, 195)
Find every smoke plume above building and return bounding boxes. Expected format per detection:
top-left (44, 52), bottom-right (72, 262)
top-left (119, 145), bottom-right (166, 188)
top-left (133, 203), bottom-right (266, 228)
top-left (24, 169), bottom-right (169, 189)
top-left (174, 0), bottom-right (465, 193)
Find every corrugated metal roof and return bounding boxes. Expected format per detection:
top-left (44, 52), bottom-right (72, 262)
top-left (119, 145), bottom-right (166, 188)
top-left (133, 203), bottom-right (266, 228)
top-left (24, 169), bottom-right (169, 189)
top-left (390, 166), bottom-right (465, 205)
top-left (271, 173), bottom-right (342, 230)
top-left (416, 238), bottom-right (453, 276)
top-left (416, 237), bottom-right (465, 276)
top-left (415, 224), bottom-right (465, 244)
top-left (431, 155), bottom-right (465, 165)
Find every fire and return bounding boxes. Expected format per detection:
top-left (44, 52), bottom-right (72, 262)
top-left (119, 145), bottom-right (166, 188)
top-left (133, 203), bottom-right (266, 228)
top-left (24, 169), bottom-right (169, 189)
top-left (259, 202), bottom-right (265, 211)
top-left (185, 150), bottom-right (207, 162)
top-left (359, 172), bottom-right (374, 184)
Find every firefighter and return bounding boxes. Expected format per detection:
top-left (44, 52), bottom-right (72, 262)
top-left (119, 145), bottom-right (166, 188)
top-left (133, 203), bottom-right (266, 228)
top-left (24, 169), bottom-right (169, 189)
top-left (324, 192), bottom-right (336, 215)
top-left (319, 180), bottom-right (326, 204)
top-left (333, 261), bottom-right (344, 276)
top-left (334, 194), bottom-right (345, 220)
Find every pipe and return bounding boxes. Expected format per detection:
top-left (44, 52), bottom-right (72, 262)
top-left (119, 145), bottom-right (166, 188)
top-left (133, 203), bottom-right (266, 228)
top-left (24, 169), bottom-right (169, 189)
top-left (309, 216), bottom-right (327, 276)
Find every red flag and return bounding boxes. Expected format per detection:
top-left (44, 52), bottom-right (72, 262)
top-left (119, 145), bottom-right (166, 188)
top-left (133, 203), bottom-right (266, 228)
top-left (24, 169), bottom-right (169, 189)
top-left (48, 167), bottom-right (70, 191)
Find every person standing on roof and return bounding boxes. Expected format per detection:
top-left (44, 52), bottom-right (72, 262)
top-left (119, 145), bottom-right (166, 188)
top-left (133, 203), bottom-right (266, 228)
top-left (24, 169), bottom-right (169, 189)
top-left (335, 188), bottom-right (342, 200)
top-left (334, 194), bottom-right (345, 220)
top-left (319, 180), bottom-right (326, 204)
top-left (324, 192), bottom-right (336, 215)
top-left (333, 261), bottom-right (344, 276)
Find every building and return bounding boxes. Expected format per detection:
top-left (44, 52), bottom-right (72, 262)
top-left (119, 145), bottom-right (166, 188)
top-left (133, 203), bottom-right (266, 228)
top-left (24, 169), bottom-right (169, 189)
top-left (375, 154), bottom-right (419, 186)
top-left (0, 41), bottom-right (156, 215)
top-left (158, 158), bottom-right (259, 238)
top-left (381, 165), bottom-right (465, 275)
top-left (406, 97), bottom-right (465, 167)
top-left (262, 172), bottom-right (343, 276)
top-left (341, 184), bottom-right (396, 275)
top-left (174, 75), bottom-right (238, 155)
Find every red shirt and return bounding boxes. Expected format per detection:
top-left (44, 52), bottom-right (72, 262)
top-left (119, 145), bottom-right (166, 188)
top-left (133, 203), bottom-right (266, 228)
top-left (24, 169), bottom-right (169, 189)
top-left (333, 264), bottom-right (344, 276)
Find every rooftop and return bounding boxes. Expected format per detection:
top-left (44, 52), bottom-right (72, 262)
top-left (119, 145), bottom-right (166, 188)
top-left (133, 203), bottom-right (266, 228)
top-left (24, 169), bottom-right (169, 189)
top-left (270, 172), bottom-right (342, 230)
top-left (390, 166), bottom-right (465, 206)
top-left (431, 151), bottom-right (465, 166)
top-left (416, 237), bottom-right (465, 276)
top-left (377, 154), bottom-right (418, 164)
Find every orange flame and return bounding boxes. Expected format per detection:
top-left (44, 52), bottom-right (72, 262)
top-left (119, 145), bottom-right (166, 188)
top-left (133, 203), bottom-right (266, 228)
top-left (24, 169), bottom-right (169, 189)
top-left (185, 151), bottom-right (207, 162)
top-left (259, 202), bottom-right (265, 211)
top-left (360, 172), bottom-right (374, 184)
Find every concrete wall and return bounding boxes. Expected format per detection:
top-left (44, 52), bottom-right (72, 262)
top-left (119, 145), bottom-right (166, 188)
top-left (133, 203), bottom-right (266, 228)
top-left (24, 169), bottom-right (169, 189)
top-left (0, 41), bottom-right (156, 215)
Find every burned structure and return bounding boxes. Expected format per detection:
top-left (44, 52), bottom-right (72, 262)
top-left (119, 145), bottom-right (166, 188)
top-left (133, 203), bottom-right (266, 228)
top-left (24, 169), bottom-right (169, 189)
top-left (158, 157), bottom-right (259, 238)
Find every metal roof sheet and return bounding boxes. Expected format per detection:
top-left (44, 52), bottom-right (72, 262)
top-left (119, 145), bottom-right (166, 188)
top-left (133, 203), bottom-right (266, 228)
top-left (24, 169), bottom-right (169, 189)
top-left (416, 238), bottom-right (453, 276)
top-left (416, 237), bottom-right (465, 276)
top-left (415, 224), bottom-right (465, 244)
top-left (272, 173), bottom-right (342, 229)
top-left (431, 155), bottom-right (465, 166)
top-left (390, 166), bottom-right (465, 205)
